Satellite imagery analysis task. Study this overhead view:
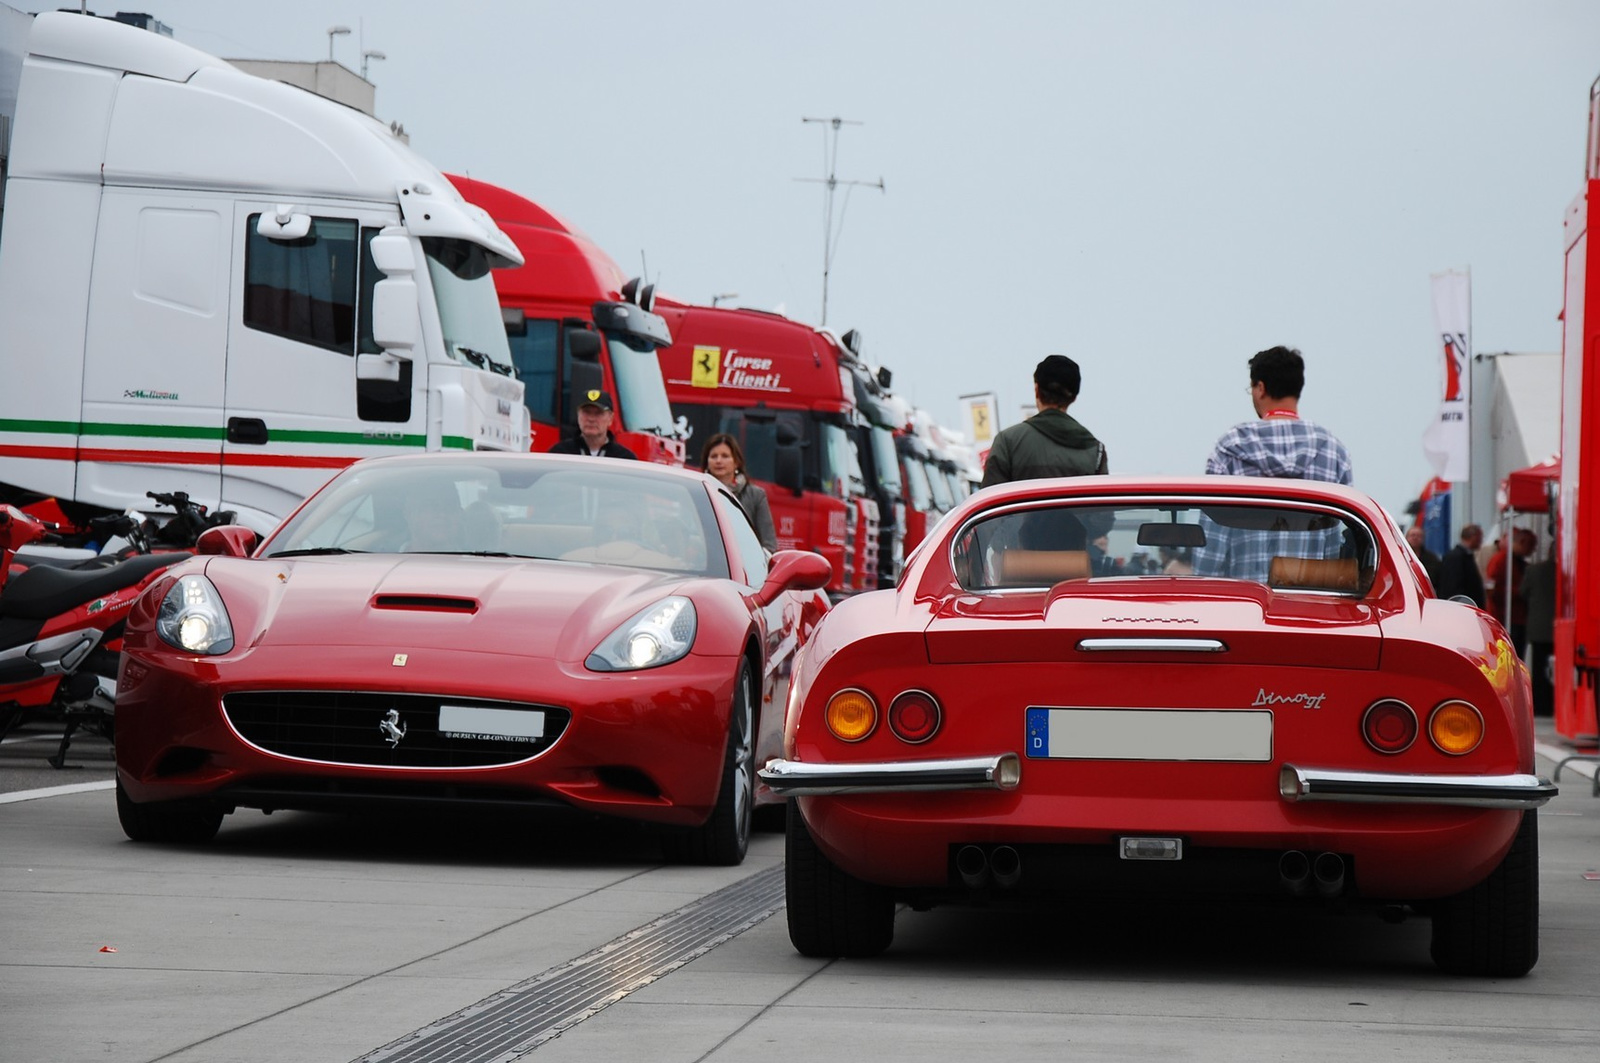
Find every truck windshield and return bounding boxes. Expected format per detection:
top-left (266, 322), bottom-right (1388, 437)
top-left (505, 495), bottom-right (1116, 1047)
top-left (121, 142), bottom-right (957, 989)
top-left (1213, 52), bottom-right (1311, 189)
top-left (925, 459), bottom-right (955, 511)
top-left (870, 426), bottom-right (903, 494)
top-left (606, 334), bottom-right (677, 437)
top-left (422, 237), bottom-right (514, 375)
top-left (902, 454), bottom-right (934, 511)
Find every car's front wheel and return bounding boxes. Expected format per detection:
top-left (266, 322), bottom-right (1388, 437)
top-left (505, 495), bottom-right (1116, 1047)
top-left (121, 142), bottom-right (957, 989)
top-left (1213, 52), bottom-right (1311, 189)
top-left (662, 660), bottom-right (754, 866)
top-left (784, 800), bottom-right (895, 957)
top-left (1429, 810), bottom-right (1539, 977)
top-left (115, 778), bottom-right (223, 844)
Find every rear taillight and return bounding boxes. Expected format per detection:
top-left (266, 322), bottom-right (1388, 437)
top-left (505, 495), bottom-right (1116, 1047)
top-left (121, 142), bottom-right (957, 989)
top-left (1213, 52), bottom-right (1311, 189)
top-left (825, 688), bottom-right (877, 742)
top-left (887, 689), bottom-right (941, 743)
top-left (1361, 699), bottom-right (1417, 754)
top-left (1428, 700), bottom-right (1484, 755)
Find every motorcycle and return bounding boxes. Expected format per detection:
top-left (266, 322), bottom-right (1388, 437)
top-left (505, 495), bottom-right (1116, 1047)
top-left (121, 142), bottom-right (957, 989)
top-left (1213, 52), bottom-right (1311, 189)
top-left (0, 492), bottom-right (236, 767)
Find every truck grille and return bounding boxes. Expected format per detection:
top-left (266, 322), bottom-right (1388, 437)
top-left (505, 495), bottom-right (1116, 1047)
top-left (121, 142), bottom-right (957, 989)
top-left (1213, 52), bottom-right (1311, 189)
top-left (222, 691), bottom-right (569, 768)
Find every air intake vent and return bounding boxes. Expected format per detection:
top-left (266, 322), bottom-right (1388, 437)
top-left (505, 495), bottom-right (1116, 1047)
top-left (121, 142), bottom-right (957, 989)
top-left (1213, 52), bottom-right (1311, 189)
top-left (372, 595), bottom-right (478, 613)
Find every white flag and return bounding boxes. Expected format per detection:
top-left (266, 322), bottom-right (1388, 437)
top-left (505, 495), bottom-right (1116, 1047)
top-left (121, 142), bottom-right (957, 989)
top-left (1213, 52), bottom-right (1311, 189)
top-left (1422, 270), bottom-right (1471, 482)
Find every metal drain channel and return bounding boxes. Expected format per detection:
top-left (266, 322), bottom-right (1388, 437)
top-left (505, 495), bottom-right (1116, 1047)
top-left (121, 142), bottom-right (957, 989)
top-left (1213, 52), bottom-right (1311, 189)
top-left (357, 863), bottom-right (785, 1063)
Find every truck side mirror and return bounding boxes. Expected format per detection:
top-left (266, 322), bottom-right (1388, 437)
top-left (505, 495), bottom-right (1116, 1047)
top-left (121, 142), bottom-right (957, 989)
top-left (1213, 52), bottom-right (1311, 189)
top-left (256, 207), bottom-right (311, 241)
top-left (774, 438), bottom-right (804, 495)
top-left (372, 277), bottom-right (418, 354)
top-left (356, 353), bottom-right (403, 382)
top-left (567, 329), bottom-right (603, 362)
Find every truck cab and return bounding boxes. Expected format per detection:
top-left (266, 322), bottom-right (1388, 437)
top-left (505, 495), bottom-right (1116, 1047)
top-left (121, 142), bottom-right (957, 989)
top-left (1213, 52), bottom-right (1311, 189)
top-left (446, 175), bottom-right (685, 464)
top-left (0, 13), bottom-right (529, 532)
top-left (838, 335), bottom-right (906, 587)
top-left (655, 301), bottom-right (879, 596)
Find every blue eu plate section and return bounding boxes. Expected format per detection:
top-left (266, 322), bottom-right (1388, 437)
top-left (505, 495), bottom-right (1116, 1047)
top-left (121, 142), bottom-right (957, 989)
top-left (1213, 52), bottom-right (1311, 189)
top-left (1026, 707), bottom-right (1049, 759)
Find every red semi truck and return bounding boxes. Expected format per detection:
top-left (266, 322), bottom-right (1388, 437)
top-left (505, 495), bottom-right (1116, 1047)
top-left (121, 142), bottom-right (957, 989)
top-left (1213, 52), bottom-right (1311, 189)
top-left (448, 175), bottom-right (685, 465)
top-left (655, 300), bottom-right (880, 595)
top-left (1554, 78), bottom-right (1600, 743)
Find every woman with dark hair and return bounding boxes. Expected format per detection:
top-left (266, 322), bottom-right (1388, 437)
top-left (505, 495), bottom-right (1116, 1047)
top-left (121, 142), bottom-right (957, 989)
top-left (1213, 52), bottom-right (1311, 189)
top-left (700, 432), bottom-right (778, 552)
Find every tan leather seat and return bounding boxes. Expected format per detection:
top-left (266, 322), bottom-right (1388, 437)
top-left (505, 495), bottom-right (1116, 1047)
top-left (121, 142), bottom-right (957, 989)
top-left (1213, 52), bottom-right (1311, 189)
top-left (1268, 556), bottom-right (1359, 591)
top-left (997, 549), bottom-right (1091, 586)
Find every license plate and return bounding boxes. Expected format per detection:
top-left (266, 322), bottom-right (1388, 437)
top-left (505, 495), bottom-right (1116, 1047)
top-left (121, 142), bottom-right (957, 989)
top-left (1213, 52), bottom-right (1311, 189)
top-left (438, 704), bottom-right (546, 743)
top-left (1025, 707), bottom-right (1272, 762)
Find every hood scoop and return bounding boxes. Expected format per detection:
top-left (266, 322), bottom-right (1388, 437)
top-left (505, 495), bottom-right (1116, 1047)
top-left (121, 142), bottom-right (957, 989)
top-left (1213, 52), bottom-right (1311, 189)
top-left (371, 594), bottom-right (480, 614)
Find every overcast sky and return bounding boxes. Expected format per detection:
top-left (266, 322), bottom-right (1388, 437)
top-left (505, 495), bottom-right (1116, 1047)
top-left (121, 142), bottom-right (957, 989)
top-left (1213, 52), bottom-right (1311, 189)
top-left (30, 1), bottom-right (1600, 513)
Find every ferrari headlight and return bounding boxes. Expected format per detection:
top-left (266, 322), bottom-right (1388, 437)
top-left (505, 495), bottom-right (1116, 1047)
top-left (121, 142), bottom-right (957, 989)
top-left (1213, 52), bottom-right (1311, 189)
top-left (156, 574), bottom-right (235, 654)
top-left (586, 596), bottom-right (696, 672)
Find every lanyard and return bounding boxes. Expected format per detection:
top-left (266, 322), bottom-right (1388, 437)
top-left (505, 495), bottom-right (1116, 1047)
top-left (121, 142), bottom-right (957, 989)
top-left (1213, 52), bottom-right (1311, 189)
top-left (1264, 409), bottom-right (1299, 420)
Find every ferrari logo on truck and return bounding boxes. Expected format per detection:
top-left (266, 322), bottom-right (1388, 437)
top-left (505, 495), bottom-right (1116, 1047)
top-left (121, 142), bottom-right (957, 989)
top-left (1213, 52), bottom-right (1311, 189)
top-left (692, 346), bottom-right (721, 388)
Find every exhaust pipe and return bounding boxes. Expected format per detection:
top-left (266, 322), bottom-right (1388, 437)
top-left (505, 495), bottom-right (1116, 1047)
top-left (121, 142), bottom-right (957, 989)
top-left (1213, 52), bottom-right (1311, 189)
top-left (956, 845), bottom-right (990, 888)
top-left (1312, 852), bottom-right (1346, 897)
top-left (989, 845), bottom-right (1022, 888)
top-left (1278, 850), bottom-right (1311, 896)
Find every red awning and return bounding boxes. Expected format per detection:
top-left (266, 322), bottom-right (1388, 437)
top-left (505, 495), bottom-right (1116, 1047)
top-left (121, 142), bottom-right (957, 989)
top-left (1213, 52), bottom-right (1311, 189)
top-left (1503, 458), bottom-right (1559, 512)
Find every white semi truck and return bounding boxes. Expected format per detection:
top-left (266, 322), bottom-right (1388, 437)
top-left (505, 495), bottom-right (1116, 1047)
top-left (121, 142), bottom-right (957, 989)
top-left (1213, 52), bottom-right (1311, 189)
top-left (0, 11), bottom-right (529, 532)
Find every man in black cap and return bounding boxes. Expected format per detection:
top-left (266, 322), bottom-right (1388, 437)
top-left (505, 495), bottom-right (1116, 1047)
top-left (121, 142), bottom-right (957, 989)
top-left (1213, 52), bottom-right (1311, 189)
top-left (547, 389), bottom-right (638, 459)
top-left (980, 354), bottom-right (1107, 487)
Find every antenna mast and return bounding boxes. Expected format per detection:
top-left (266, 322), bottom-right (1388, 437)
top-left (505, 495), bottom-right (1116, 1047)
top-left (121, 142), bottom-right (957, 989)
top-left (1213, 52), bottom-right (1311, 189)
top-left (798, 116), bottom-right (884, 325)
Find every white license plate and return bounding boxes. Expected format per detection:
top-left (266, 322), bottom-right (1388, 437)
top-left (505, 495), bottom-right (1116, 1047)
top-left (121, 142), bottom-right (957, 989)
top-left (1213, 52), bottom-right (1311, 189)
top-left (438, 704), bottom-right (546, 743)
top-left (1025, 707), bottom-right (1273, 762)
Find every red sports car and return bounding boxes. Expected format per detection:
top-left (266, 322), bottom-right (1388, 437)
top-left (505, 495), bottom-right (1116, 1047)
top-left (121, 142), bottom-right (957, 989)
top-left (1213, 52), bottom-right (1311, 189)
top-left (115, 453), bottom-right (831, 864)
top-left (762, 475), bottom-right (1557, 974)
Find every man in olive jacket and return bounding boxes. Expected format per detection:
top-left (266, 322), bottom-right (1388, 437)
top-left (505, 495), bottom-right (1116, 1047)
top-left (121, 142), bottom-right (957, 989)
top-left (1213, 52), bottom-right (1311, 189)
top-left (980, 354), bottom-right (1108, 487)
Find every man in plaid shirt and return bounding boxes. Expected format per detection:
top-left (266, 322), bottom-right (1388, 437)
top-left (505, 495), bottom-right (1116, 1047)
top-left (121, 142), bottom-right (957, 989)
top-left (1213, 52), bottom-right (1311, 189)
top-left (1194, 346), bottom-right (1352, 582)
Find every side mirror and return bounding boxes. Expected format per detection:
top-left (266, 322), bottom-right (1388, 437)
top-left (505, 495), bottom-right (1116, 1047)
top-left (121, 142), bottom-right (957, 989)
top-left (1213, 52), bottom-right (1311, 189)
top-left (754, 549), bottom-right (834, 606)
top-left (567, 329), bottom-right (603, 363)
top-left (197, 525), bottom-right (259, 558)
top-left (774, 438), bottom-right (804, 496)
top-left (368, 232), bottom-right (416, 274)
top-left (372, 277), bottom-right (418, 353)
top-left (356, 353), bottom-right (403, 382)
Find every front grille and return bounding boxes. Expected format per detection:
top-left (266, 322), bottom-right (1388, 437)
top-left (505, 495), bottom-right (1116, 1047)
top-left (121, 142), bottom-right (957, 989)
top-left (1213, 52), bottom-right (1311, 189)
top-left (223, 691), bottom-right (570, 768)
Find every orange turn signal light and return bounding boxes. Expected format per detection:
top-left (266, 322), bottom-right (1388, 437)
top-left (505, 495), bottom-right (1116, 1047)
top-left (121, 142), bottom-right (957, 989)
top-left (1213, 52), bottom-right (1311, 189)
top-left (1429, 700), bottom-right (1484, 755)
top-left (825, 688), bottom-right (877, 742)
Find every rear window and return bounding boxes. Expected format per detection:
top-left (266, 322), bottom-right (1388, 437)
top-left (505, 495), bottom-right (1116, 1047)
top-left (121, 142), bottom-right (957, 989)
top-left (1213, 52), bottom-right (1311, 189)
top-left (952, 500), bottom-right (1378, 595)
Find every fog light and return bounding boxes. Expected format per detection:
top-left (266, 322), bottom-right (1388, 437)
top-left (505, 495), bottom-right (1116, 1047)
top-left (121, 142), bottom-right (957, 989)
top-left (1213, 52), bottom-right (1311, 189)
top-left (1429, 700), bottom-right (1484, 755)
top-left (825, 688), bottom-right (877, 742)
top-left (888, 689), bottom-right (941, 743)
top-left (1361, 699), bottom-right (1417, 754)
top-left (1121, 837), bottom-right (1183, 861)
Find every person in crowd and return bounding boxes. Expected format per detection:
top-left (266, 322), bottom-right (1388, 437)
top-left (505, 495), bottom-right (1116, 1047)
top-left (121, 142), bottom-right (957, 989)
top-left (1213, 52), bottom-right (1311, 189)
top-left (701, 432), bottom-right (778, 552)
top-left (1522, 539), bottom-right (1556, 717)
top-left (1485, 527), bottom-right (1537, 650)
top-left (1204, 345), bottom-right (1352, 484)
top-left (980, 355), bottom-right (1107, 487)
top-left (1437, 523), bottom-right (1486, 607)
top-left (1406, 524), bottom-right (1445, 590)
top-left (547, 390), bottom-right (638, 459)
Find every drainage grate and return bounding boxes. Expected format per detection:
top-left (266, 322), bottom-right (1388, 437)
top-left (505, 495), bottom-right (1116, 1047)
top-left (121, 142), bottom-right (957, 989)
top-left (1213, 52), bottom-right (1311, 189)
top-left (356, 863), bottom-right (785, 1063)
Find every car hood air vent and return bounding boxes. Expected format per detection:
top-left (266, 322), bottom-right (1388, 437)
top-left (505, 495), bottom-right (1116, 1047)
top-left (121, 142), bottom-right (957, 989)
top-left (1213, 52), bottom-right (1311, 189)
top-left (371, 594), bottom-right (480, 613)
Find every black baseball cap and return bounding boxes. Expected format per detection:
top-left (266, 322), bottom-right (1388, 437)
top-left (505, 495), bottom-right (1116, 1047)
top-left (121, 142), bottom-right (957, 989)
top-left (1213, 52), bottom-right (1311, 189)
top-left (1034, 354), bottom-right (1081, 396)
top-left (578, 389), bottom-right (615, 412)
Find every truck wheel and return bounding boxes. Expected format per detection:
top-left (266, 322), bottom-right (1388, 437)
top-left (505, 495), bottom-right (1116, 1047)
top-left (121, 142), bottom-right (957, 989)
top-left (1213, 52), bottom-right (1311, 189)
top-left (785, 800), bottom-right (894, 957)
top-left (1429, 810), bottom-right (1539, 976)
top-left (662, 661), bottom-right (754, 866)
top-left (115, 778), bottom-right (223, 844)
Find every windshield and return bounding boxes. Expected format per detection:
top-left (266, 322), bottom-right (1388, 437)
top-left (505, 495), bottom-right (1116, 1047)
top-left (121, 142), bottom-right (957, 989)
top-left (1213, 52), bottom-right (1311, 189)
top-left (870, 426), bottom-right (903, 495)
top-left (422, 237), bottom-right (514, 375)
top-left (952, 500), bottom-right (1376, 594)
top-left (607, 334), bottom-right (677, 437)
top-left (265, 457), bottom-right (727, 577)
top-left (902, 453), bottom-right (933, 511)
top-left (925, 459), bottom-right (955, 511)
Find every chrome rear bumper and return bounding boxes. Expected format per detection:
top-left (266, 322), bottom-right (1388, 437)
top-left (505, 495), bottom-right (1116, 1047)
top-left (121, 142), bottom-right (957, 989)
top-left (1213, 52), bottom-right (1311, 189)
top-left (759, 754), bottom-right (1021, 796)
top-left (1279, 764), bottom-right (1558, 809)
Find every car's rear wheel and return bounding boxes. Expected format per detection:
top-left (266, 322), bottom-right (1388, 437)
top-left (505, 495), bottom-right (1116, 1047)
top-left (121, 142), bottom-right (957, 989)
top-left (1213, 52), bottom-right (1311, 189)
top-left (662, 660), bottom-right (754, 866)
top-left (1429, 810), bottom-right (1539, 977)
top-left (785, 800), bottom-right (895, 957)
top-left (115, 778), bottom-right (223, 844)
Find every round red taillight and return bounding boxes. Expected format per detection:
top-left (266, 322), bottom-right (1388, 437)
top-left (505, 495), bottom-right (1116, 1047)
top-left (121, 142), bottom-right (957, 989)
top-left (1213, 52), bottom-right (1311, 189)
top-left (1362, 699), bottom-right (1417, 754)
top-left (888, 689), bottom-right (941, 744)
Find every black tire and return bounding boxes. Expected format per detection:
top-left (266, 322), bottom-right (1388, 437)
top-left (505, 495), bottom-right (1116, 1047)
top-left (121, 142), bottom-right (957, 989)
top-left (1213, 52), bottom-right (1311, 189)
top-left (784, 800), bottom-right (895, 957)
top-left (115, 778), bottom-right (224, 844)
top-left (1429, 810), bottom-right (1539, 977)
top-left (662, 660), bottom-right (755, 866)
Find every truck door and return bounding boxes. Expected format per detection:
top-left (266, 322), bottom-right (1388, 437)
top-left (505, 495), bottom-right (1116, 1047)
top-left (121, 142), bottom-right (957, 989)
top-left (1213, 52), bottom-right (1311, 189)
top-left (223, 204), bottom-right (426, 527)
top-left (78, 189), bottom-right (230, 513)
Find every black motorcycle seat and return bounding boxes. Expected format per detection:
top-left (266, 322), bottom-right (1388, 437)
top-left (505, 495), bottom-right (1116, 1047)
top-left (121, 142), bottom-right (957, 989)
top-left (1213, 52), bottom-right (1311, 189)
top-left (2, 552), bottom-right (185, 620)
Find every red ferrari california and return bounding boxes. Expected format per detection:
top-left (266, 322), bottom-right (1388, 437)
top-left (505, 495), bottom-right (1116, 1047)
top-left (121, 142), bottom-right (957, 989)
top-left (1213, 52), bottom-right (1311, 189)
top-left (762, 475), bottom-right (1556, 974)
top-left (114, 453), bottom-right (831, 864)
